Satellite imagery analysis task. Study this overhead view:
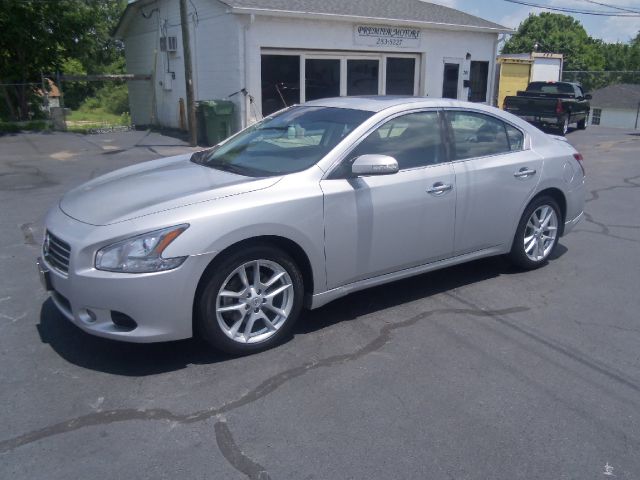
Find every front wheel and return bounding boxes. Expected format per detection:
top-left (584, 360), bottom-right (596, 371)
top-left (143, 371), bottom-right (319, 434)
top-left (196, 245), bottom-right (304, 355)
top-left (508, 196), bottom-right (561, 270)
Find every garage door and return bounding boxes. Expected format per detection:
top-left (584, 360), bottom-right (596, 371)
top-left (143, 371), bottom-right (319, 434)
top-left (498, 62), bottom-right (531, 109)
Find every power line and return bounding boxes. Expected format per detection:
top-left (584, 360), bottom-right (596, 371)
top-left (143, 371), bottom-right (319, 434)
top-left (580, 0), bottom-right (640, 15)
top-left (502, 0), bottom-right (640, 16)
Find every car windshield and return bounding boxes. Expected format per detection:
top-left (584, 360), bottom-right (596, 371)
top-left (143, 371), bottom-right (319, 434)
top-left (191, 106), bottom-right (374, 177)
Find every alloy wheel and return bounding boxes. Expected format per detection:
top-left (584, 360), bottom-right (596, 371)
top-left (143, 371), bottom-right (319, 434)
top-left (216, 259), bottom-right (294, 344)
top-left (524, 205), bottom-right (558, 262)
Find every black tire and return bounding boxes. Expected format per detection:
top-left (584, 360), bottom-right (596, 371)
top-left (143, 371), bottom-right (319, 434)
top-left (508, 196), bottom-right (561, 270)
top-left (558, 115), bottom-right (569, 136)
top-left (195, 245), bottom-right (304, 355)
top-left (577, 118), bottom-right (587, 130)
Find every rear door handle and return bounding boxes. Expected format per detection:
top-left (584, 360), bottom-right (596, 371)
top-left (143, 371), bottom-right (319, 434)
top-left (514, 167), bottom-right (537, 179)
top-left (427, 182), bottom-right (453, 195)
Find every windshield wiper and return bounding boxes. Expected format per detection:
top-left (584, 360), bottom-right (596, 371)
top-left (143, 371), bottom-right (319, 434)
top-left (205, 161), bottom-right (265, 177)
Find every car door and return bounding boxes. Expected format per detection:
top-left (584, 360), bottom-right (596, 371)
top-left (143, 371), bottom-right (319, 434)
top-left (321, 110), bottom-right (456, 290)
top-left (573, 84), bottom-right (588, 122)
top-left (444, 109), bottom-right (543, 255)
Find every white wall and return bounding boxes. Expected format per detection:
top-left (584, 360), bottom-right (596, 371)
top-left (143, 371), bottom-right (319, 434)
top-left (530, 58), bottom-right (561, 82)
top-left (124, 5), bottom-right (500, 129)
top-left (123, 0), bottom-right (242, 129)
top-left (593, 107), bottom-right (639, 129)
top-left (244, 15), bottom-right (499, 119)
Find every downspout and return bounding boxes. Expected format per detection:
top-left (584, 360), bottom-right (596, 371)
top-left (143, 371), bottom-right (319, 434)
top-left (489, 33), bottom-right (506, 107)
top-left (240, 14), bottom-right (255, 129)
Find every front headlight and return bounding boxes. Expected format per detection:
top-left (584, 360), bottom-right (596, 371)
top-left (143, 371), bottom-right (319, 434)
top-left (95, 225), bottom-right (189, 273)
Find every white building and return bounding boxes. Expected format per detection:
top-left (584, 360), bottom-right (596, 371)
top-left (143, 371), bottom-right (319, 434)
top-left (114, 0), bottom-right (511, 131)
top-left (589, 84), bottom-right (640, 130)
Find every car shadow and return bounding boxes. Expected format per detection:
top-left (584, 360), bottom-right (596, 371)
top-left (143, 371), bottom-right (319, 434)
top-left (37, 246), bottom-right (567, 376)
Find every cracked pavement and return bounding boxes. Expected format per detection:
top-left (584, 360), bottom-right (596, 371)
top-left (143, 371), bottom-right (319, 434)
top-left (1, 127), bottom-right (639, 479)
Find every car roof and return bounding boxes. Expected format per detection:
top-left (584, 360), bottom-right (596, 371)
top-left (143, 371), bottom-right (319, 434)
top-left (302, 96), bottom-right (483, 112)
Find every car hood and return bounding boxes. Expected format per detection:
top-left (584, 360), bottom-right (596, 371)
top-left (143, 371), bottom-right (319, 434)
top-left (59, 153), bottom-right (280, 225)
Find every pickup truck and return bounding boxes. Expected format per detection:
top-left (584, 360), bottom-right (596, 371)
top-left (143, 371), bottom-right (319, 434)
top-left (502, 81), bottom-right (591, 135)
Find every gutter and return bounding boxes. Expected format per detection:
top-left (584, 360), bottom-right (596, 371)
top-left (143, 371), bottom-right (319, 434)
top-left (228, 7), bottom-right (515, 34)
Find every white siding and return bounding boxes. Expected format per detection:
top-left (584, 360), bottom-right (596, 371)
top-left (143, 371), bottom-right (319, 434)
top-left (123, 0), bottom-right (242, 129)
top-left (244, 15), bottom-right (499, 119)
top-left (192, 1), bottom-right (243, 130)
top-left (593, 107), bottom-right (639, 129)
top-left (123, 3), bottom-right (500, 129)
top-left (530, 58), bottom-right (561, 82)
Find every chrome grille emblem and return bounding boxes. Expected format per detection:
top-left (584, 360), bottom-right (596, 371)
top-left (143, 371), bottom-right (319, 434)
top-left (43, 233), bottom-right (50, 256)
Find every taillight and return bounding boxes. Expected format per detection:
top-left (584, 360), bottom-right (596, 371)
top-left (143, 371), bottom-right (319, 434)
top-left (573, 152), bottom-right (585, 176)
top-left (555, 99), bottom-right (564, 115)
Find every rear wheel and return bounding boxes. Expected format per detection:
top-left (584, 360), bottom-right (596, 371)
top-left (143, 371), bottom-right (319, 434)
top-left (508, 196), bottom-right (561, 270)
top-left (558, 116), bottom-right (569, 135)
top-left (577, 118), bottom-right (587, 130)
top-left (196, 245), bottom-right (304, 355)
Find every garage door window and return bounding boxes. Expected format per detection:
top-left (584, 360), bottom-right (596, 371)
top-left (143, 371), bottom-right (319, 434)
top-left (306, 59), bottom-right (340, 101)
top-left (261, 51), bottom-right (419, 113)
top-left (347, 59), bottom-right (380, 96)
top-left (261, 55), bottom-right (300, 116)
top-left (386, 58), bottom-right (416, 95)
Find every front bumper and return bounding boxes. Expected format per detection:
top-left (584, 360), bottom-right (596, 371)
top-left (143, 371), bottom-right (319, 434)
top-left (39, 208), bottom-right (213, 343)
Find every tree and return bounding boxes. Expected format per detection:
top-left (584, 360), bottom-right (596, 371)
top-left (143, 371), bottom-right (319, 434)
top-left (502, 12), bottom-right (605, 71)
top-left (0, 0), bottom-right (127, 121)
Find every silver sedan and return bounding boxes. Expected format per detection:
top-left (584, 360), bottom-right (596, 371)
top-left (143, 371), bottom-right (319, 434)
top-left (38, 97), bottom-right (585, 355)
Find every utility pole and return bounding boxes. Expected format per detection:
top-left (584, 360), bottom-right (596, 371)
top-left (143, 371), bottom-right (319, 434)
top-left (180, 0), bottom-right (197, 146)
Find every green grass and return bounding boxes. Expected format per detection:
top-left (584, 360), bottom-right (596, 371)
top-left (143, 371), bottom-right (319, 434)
top-left (65, 109), bottom-right (131, 134)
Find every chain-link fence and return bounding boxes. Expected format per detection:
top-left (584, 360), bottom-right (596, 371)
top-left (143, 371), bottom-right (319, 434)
top-left (1, 74), bottom-right (137, 135)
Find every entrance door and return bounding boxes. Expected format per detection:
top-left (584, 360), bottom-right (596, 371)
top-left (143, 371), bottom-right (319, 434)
top-left (442, 63), bottom-right (460, 99)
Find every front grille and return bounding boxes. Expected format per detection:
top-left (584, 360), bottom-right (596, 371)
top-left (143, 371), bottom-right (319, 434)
top-left (44, 231), bottom-right (71, 274)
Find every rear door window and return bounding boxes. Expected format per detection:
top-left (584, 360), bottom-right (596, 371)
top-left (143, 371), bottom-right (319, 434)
top-left (445, 111), bottom-right (513, 160)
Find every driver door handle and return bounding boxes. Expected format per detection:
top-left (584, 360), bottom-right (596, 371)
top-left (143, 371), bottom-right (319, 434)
top-left (427, 182), bottom-right (453, 195)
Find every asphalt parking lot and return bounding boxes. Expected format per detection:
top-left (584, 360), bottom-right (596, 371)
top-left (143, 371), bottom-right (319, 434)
top-left (1, 125), bottom-right (639, 479)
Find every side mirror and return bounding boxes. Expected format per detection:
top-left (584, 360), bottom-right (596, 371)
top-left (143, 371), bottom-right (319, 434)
top-left (351, 154), bottom-right (399, 176)
top-left (585, 94), bottom-right (592, 100)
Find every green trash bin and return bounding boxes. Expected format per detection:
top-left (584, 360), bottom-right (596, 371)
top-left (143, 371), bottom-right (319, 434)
top-left (200, 100), bottom-right (235, 146)
top-left (195, 102), bottom-right (208, 146)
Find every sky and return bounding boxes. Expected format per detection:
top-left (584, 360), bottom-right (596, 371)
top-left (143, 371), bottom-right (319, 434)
top-left (426, 0), bottom-right (640, 43)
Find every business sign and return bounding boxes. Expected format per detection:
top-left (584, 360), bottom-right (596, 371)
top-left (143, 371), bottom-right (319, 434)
top-left (354, 25), bottom-right (422, 48)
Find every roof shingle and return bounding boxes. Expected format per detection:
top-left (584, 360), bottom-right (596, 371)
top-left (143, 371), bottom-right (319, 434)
top-left (219, 0), bottom-right (508, 30)
top-left (591, 84), bottom-right (640, 109)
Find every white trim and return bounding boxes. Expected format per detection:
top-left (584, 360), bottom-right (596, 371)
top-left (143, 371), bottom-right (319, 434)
top-left (229, 7), bottom-right (514, 34)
